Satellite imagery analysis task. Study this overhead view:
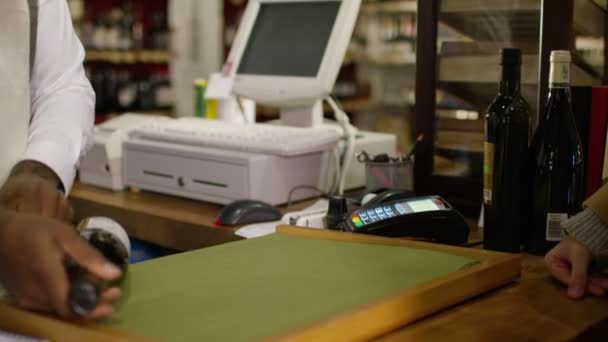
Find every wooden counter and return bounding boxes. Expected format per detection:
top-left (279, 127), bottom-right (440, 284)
top-left (382, 256), bottom-right (608, 341)
top-left (69, 183), bottom-right (608, 340)
top-left (70, 183), bottom-right (242, 251)
top-left (69, 183), bottom-right (314, 251)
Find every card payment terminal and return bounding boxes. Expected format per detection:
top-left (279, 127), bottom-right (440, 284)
top-left (334, 196), bottom-right (469, 245)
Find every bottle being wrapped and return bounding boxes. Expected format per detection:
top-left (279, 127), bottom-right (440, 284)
top-left (66, 217), bottom-right (130, 316)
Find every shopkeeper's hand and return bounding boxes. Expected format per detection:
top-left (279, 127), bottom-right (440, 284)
top-left (0, 161), bottom-right (73, 222)
top-left (0, 209), bottom-right (122, 319)
top-left (545, 236), bottom-right (608, 299)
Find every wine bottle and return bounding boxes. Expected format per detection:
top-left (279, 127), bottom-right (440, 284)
top-left (525, 51), bottom-right (584, 255)
top-left (483, 48), bottom-right (531, 253)
top-left (67, 217), bottom-right (130, 316)
top-left (117, 69), bottom-right (138, 111)
top-left (91, 15), bottom-right (107, 50)
top-left (119, 2), bottom-right (134, 51)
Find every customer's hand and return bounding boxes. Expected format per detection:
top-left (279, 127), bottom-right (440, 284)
top-left (545, 236), bottom-right (608, 299)
top-left (0, 210), bottom-right (122, 319)
top-left (0, 161), bottom-right (73, 222)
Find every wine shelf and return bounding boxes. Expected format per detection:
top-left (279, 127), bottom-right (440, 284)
top-left (363, 1), bottom-right (417, 14)
top-left (85, 50), bottom-right (171, 64)
top-left (440, 0), bottom-right (604, 40)
top-left (439, 54), bottom-right (598, 85)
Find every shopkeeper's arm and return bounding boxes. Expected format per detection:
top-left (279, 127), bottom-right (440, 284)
top-left (545, 183), bottom-right (608, 299)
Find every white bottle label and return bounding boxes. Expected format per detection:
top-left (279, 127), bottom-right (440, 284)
top-left (483, 142), bottom-right (494, 205)
top-left (546, 213), bottom-right (568, 241)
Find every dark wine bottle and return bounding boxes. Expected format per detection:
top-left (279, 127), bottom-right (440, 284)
top-left (525, 51), bottom-right (584, 255)
top-left (67, 217), bottom-right (130, 316)
top-left (483, 48), bottom-right (531, 253)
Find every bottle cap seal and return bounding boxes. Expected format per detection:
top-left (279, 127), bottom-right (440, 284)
top-left (550, 50), bottom-right (571, 63)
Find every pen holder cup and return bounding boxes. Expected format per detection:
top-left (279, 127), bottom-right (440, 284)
top-left (365, 159), bottom-right (414, 192)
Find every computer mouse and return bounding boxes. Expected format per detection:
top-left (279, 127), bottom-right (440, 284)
top-left (216, 199), bottom-right (282, 225)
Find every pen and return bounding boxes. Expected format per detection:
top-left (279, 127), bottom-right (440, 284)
top-left (404, 134), bottom-right (424, 161)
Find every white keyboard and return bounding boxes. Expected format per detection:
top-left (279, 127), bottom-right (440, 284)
top-left (131, 118), bottom-right (342, 156)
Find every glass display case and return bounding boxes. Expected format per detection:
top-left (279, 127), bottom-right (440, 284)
top-left (350, 0), bottom-right (418, 153)
top-left (415, 0), bottom-right (607, 216)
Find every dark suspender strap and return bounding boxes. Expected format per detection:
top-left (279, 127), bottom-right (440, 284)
top-left (28, 0), bottom-right (38, 80)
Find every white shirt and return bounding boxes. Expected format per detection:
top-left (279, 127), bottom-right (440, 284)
top-left (20, 0), bottom-right (95, 192)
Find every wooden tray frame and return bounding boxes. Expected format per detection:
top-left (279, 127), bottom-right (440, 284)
top-left (0, 225), bottom-right (521, 341)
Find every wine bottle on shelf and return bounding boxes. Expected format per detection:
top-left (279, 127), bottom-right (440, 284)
top-left (92, 15), bottom-right (107, 50)
top-left (116, 69), bottom-right (138, 112)
top-left (137, 76), bottom-right (156, 111)
top-left (120, 1), bottom-right (135, 51)
top-left (146, 11), bottom-right (169, 50)
top-left (81, 19), bottom-right (95, 49)
top-left (154, 71), bottom-right (173, 109)
top-left (102, 68), bottom-right (119, 113)
top-left (483, 48), bottom-right (531, 253)
top-left (66, 217), bottom-right (130, 316)
top-left (132, 11), bottom-right (145, 51)
top-left (525, 50), bottom-right (584, 255)
top-left (90, 67), bottom-right (107, 114)
top-left (106, 9), bottom-right (122, 51)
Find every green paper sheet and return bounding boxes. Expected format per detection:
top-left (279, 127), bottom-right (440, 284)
top-left (104, 234), bottom-right (477, 341)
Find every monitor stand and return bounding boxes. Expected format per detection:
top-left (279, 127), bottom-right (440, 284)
top-left (279, 100), bottom-right (324, 127)
top-left (274, 99), bottom-right (352, 137)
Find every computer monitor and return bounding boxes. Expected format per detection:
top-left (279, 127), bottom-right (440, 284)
top-left (225, 0), bottom-right (361, 127)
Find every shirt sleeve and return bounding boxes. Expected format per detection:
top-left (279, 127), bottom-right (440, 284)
top-left (584, 182), bottom-right (608, 225)
top-left (20, 0), bottom-right (95, 193)
top-left (562, 208), bottom-right (608, 256)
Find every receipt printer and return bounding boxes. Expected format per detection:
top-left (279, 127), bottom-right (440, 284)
top-left (79, 113), bottom-right (170, 191)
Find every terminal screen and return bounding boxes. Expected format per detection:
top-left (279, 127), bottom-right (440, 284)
top-left (407, 199), bottom-right (441, 213)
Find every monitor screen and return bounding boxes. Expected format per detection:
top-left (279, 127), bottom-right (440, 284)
top-left (236, 1), bottom-right (341, 77)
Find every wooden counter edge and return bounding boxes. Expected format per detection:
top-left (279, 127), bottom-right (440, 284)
top-left (0, 302), bottom-right (151, 342)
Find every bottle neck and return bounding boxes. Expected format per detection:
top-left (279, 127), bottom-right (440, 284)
top-left (543, 77), bottom-right (572, 123)
top-left (499, 65), bottom-right (521, 96)
top-left (547, 86), bottom-right (571, 103)
top-left (545, 61), bottom-right (572, 120)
